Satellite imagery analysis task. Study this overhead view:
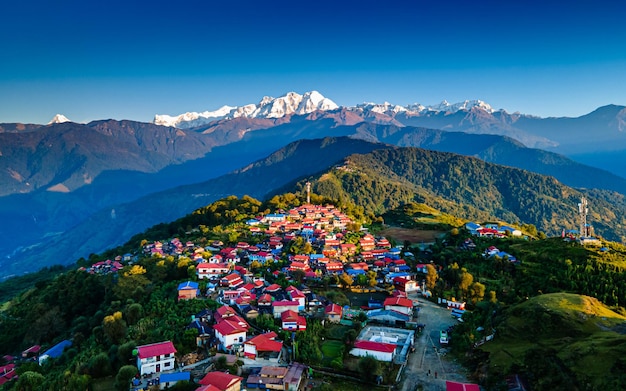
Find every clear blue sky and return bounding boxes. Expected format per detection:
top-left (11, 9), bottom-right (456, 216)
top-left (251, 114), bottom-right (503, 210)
top-left (1, 0), bottom-right (625, 124)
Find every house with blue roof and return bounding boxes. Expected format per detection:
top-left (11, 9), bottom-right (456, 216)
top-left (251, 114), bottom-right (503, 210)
top-left (159, 372), bottom-right (191, 388)
top-left (177, 281), bottom-right (200, 301)
top-left (38, 340), bottom-right (72, 365)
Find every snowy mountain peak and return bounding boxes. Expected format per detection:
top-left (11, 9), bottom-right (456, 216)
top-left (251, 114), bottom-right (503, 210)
top-left (154, 91), bottom-right (338, 129)
top-left (48, 114), bottom-right (71, 124)
top-left (356, 99), bottom-right (495, 116)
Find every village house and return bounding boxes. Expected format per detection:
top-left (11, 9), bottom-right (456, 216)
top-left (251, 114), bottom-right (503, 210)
top-left (245, 362), bottom-right (307, 391)
top-left (281, 310), bottom-right (307, 331)
top-left (393, 276), bottom-right (419, 293)
top-left (286, 286), bottom-right (306, 311)
top-left (350, 340), bottom-right (396, 362)
top-left (214, 319), bottom-right (248, 351)
top-left (220, 273), bottom-right (244, 289)
top-left (243, 332), bottom-right (283, 361)
top-left (325, 303), bottom-right (343, 323)
top-left (136, 341), bottom-right (176, 376)
top-left (198, 371), bottom-right (243, 391)
top-left (272, 300), bottom-right (300, 318)
top-left (197, 262), bottom-right (230, 279)
top-left (177, 281), bottom-right (200, 301)
top-left (384, 297), bottom-right (414, 316)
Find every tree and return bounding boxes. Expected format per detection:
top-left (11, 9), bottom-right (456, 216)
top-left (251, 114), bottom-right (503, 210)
top-left (215, 355), bottom-right (228, 370)
top-left (291, 270), bottom-right (305, 284)
top-left (88, 352), bottom-right (112, 378)
top-left (103, 311), bottom-right (128, 344)
top-left (358, 356), bottom-right (381, 382)
top-left (339, 273), bottom-right (354, 288)
top-left (458, 268), bottom-right (474, 300)
top-left (125, 303), bottom-right (143, 326)
top-left (425, 264), bottom-right (439, 290)
top-left (15, 371), bottom-right (45, 390)
top-left (469, 282), bottom-right (486, 304)
top-left (115, 365), bottom-right (139, 391)
top-left (488, 290), bottom-right (498, 304)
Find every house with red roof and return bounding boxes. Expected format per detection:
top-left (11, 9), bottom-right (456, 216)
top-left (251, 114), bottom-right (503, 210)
top-left (393, 277), bottom-right (419, 293)
top-left (325, 303), bottom-right (343, 323)
top-left (445, 380), bottom-right (481, 391)
top-left (198, 371), bottom-right (242, 391)
top-left (257, 293), bottom-right (274, 309)
top-left (324, 262), bottom-right (344, 274)
top-left (350, 340), bottom-right (396, 362)
top-left (384, 297), bottom-right (414, 316)
top-left (220, 273), bottom-right (243, 289)
top-left (0, 363), bottom-right (17, 387)
top-left (286, 286), bottom-right (306, 311)
top-left (289, 261), bottom-right (310, 273)
top-left (272, 300), bottom-right (300, 318)
top-left (214, 319), bottom-right (248, 350)
top-left (265, 283), bottom-right (282, 293)
top-left (340, 243), bottom-right (357, 255)
top-left (21, 345), bottom-right (41, 359)
top-left (281, 310), bottom-right (307, 331)
top-left (136, 341), bottom-right (176, 375)
top-left (214, 305), bottom-right (237, 322)
top-left (197, 262), bottom-right (230, 279)
top-left (243, 332), bottom-right (283, 361)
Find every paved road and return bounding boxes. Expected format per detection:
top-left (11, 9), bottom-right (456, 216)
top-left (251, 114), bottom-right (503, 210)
top-left (400, 294), bottom-right (472, 391)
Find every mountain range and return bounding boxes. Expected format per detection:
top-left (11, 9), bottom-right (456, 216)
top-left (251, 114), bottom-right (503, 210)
top-left (2, 91), bottom-right (626, 278)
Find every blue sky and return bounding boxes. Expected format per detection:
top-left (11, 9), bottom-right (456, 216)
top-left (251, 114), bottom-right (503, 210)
top-left (1, 0), bottom-right (625, 124)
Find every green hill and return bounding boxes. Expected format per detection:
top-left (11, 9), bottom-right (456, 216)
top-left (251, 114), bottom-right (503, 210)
top-left (480, 293), bottom-right (626, 390)
top-left (295, 147), bottom-right (626, 241)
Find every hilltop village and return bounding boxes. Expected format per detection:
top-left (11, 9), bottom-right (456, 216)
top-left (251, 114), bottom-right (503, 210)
top-left (0, 200), bottom-right (534, 390)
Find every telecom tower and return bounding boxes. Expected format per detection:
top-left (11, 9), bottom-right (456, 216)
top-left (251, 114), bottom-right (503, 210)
top-left (306, 181), bottom-right (311, 204)
top-left (578, 197), bottom-right (588, 237)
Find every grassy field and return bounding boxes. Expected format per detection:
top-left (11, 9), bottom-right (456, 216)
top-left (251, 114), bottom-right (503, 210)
top-left (480, 292), bottom-right (626, 387)
top-left (321, 340), bottom-right (345, 365)
top-left (378, 227), bottom-right (444, 244)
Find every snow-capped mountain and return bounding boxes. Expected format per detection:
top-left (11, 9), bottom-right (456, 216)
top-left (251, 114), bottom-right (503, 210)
top-left (355, 99), bottom-right (495, 116)
top-left (48, 114), bottom-right (71, 124)
top-left (154, 91), bottom-right (338, 129)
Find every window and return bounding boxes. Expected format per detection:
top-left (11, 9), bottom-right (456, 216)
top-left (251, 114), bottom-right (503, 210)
top-left (165, 362), bottom-right (171, 367)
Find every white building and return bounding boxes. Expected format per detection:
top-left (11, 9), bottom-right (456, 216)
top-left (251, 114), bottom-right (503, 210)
top-left (214, 319), bottom-right (248, 349)
top-left (136, 341), bottom-right (176, 376)
top-left (349, 340), bottom-right (396, 362)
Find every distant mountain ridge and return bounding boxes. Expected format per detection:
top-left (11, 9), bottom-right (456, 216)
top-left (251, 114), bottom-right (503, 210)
top-left (6, 137), bottom-right (626, 280)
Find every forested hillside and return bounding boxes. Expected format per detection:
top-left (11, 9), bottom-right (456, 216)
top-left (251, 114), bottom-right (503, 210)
top-left (301, 147), bottom-right (626, 241)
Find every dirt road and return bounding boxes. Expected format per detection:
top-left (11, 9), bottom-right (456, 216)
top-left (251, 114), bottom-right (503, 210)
top-left (400, 294), bottom-right (473, 391)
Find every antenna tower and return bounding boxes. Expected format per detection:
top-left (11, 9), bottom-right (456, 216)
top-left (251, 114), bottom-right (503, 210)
top-left (578, 197), bottom-right (588, 237)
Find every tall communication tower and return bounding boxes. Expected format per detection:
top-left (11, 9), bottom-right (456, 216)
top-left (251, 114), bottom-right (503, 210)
top-left (306, 181), bottom-right (311, 204)
top-left (578, 197), bottom-right (588, 237)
